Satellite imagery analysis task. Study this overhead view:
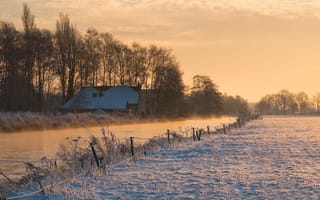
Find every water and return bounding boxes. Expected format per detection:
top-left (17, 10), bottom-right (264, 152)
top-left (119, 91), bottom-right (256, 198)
top-left (0, 116), bottom-right (234, 180)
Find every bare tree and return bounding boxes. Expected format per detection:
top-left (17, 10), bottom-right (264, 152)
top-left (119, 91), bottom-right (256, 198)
top-left (312, 92), bottom-right (320, 113)
top-left (295, 91), bottom-right (310, 113)
top-left (33, 29), bottom-right (55, 111)
top-left (223, 95), bottom-right (249, 118)
top-left (153, 64), bottom-right (184, 116)
top-left (256, 90), bottom-right (309, 114)
top-left (191, 75), bottom-right (222, 115)
top-left (0, 22), bottom-right (24, 110)
top-left (100, 33), bottom-right (116, 86)
top-left (274, 90), bottom-right (296, 114)
top-left (81, 29), bottom-right (102, 86)
top-left (21, 3), bottom-right (37, 109)
top-left (55, 13), bottom-right (80, 102)
top-left (131, 42), bottom-right (147, 87)
top-left (146, 46), bottom-right (177, 90)
top-left (113, 41), bottom-right (131, 86)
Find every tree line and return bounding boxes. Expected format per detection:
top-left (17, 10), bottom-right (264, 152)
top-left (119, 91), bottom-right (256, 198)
top-left (0, 3), bottom-right (250, 118)
top-left (255, 89), bottom-right (320, 115)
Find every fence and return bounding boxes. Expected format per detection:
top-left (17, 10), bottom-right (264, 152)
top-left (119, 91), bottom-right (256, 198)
top-left (0, 114), bottom-right (262, 199)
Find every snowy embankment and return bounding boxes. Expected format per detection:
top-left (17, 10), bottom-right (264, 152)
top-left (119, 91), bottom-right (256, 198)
top-left (5, 116), bottom-right (320, 199)
top-left (0, 112), bottom-right (148, 133)
top-left (0, 112), bottom-right (110, 132)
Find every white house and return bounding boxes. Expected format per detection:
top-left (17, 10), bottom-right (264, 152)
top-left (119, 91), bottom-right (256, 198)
top-left (62, 86), bottom-right (140, 113)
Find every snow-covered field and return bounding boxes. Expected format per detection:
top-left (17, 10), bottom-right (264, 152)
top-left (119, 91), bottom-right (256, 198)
top-left (7, 116), bottom-right (320, 199)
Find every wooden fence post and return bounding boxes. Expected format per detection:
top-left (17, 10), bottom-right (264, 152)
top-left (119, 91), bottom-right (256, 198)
top-left (207, 126), bottom-right (210, 134)
top-left (167, 129), bottom-right (170, 144)
top-left (223, 124), bottom-right (226, 134)
top-left (196, 130), bottom-right (199, 141)
top-left (130, 137), bottom-right (135, 157)
top-left (90, 143), bottom-right (100, 167)
top-left (192, 128), bottom-right (196, 141)
top-left (237, 118), bottom-right (242, 128)
top-left (196, 130), bottom-right (201, 141)
top-left (54, 160), bottom-right (57, 169)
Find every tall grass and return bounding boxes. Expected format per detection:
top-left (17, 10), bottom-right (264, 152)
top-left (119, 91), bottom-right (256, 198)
top-left (0, 112), bottom-right (136, 133)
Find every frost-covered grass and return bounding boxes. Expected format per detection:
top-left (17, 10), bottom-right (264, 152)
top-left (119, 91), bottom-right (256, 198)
top-left (0, 112), bottom-right (144, 133)
top-left (0, 126), bottom-right (190, 199)
top-left (6, 116), bottom-right (320, 199)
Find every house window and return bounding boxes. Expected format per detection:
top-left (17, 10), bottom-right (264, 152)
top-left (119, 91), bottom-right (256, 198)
top-left (92, 93), bottom-right (97, 98)
top-left (98, 91), bottom-right (104, 97)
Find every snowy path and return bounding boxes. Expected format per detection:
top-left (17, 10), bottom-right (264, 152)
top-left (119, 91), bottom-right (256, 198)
top-left (23, 117), bottom-right (320, 199)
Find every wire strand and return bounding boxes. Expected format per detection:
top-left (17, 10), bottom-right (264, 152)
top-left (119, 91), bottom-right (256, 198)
top-left (0, 159), bottom-right (40, 164)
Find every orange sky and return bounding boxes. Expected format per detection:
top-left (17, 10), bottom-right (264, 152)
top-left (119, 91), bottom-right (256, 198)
top-left (2, 0), bottom-right (320, 102)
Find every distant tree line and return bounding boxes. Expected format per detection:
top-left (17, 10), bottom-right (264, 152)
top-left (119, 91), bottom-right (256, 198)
top-left (0, 3), bottom-right (250, 118)
top-left (223, 94), bottom-right (250, 118)
top-left (256, 89), bottom-right (320, 115)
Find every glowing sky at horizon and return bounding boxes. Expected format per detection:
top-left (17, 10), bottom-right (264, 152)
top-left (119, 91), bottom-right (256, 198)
top-left (2, 0), bottom-right (320, 102)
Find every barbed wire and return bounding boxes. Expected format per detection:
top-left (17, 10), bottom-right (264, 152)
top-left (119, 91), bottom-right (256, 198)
top-left (6, 181), bottom-right (57, 199)
top-left (0, 159), bottom-right (40, 164)
top-left (134, 137), bottom-right (152, 140)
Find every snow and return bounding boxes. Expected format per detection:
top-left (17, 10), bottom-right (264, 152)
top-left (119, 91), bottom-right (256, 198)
top-left (7, 116), bottom-right (320, 199)
top-left (63, 86), bottom-right (139, 110)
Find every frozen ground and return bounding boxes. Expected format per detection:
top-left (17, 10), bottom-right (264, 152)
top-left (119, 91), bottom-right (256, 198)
top-left (9, 116), bottom-right (320, 199)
